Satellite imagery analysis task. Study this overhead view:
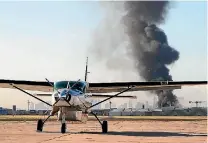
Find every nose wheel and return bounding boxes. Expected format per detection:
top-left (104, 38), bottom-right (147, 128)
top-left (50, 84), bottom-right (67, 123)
top-left (61, 109), bottom-right (67, 133)
top-left (61, 123), bottom-right (66, 133)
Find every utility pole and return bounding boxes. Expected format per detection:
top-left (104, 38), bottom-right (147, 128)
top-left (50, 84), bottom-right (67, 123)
top-left (27, 100), bottom-right (30, 111)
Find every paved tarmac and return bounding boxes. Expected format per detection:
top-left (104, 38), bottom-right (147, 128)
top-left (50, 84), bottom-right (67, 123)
top-left (0, 120), bottom-right (207, 143)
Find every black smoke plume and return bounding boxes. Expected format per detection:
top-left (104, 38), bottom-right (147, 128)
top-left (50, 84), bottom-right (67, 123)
top-left (122, 1), bottom-right (180, 107)
top-left (89, 1), bottom-right (180, 107)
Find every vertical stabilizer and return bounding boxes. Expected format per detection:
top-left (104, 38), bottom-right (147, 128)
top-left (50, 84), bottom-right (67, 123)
top-left (84, 57), bottom-right (89, 81)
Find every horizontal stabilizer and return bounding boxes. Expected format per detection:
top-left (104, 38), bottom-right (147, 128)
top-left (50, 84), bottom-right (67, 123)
top-left (87, 94), bottom-right (137, 99)
top-left (35, 93), bottom-right (52, 96)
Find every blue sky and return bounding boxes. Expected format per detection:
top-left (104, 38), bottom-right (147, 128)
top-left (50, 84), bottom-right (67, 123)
top-left (0, 1), bottom-right (104, 81)
top-left (0, 1), bottom-right (207, 109)
top-left (0, 1), bottom-right (102, 37)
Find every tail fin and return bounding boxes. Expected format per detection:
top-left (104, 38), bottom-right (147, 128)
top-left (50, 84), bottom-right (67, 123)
top-left (84, 57), bottom-right (89, 81)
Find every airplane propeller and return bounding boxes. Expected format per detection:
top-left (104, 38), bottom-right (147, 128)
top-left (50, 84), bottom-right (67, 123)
top-left (45, 78), bottom-right (61, 94)
top-left (45, 78), bottom-right (82, 105)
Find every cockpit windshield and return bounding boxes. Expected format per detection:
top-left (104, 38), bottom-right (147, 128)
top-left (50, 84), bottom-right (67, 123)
top-left (54, 81), bottom-right (86, 92)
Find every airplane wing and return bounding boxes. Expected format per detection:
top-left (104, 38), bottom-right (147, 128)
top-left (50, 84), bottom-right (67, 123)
top-left (87, 81), bottom-right (207, 109)
top-left (0, 79), bottom-right (53, 92)
top-left (87, 81), bottom-right (208, 93)
top-left (0, 79), bottom-right (207, 93)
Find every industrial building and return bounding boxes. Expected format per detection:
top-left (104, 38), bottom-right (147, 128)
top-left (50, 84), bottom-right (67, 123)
top-left (108, 107), bottom-right (207, 116)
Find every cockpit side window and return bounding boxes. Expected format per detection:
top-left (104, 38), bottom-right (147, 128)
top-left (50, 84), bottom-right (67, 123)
top-left (54, 81), bottom-right (68, 91)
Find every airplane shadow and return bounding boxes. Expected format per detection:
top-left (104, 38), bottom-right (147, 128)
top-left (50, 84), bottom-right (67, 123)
top-left (41, 131), bottom-right (207, 137)
top-left (80, 131), bottom-right (207, 137)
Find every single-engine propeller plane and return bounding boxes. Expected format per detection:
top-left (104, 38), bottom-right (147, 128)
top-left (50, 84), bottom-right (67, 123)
top-left (0, 57), bottom-right (207, 133)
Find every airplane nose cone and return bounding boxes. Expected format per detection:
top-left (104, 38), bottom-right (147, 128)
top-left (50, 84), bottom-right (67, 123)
top-left (59, 89), bottom-right (72, 101)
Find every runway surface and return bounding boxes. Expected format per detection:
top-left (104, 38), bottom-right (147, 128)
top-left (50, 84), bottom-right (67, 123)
top-left (0, 120), bottom-right (207, 143)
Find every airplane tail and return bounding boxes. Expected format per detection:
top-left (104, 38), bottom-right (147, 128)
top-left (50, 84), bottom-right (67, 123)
top-left (84, 57), bottom-right (89, 82)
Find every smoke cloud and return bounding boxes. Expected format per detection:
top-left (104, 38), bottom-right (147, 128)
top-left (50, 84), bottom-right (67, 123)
top-left (122, 1), bottom-right (180, 107)
top-left (88, 2), bottom-right (130, 70)
top-left (89, 1), bottom-right (180, 107)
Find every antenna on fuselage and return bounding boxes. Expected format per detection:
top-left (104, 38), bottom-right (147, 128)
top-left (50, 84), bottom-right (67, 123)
top-left (84, 57), bottom-right (90, 82)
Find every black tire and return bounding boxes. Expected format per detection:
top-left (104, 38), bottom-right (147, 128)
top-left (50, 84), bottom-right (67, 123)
top-left (37, 119), bottom-right (43, 132)
top-left (61, 123), bottom-right (66, 133)
top-left (102, 121), bottom-right (108, 133)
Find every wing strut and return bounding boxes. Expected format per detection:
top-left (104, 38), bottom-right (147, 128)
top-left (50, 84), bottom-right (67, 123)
top-left (10, 83), bottom-right (52, 107)
top-left (88, 85), bottom-right (135, 109)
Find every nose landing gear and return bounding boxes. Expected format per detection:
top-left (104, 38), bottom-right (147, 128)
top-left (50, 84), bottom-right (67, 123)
top-left (61, 123), bottom-right (66, 133)
top-left (61, 111), bottom-right (67, 133)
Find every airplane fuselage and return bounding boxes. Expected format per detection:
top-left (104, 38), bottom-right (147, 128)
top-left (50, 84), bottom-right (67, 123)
top-left (50, 80), bottom-right (92, 122)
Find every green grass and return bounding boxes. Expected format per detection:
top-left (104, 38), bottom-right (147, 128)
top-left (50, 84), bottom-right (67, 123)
top-left (0, 115), bottom-right (206, 121)
top-left (0, 115), bottom-right (57, 121)
top-left (108, 116), bottom-right (207, 121)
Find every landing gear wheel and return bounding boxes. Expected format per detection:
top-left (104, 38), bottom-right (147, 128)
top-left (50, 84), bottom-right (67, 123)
top-left (61, 123), bottom-right (66, 133)
top-left (102, 121), bottom-right (108, 133)
top-left (37, 119), bottom-right (43, 132)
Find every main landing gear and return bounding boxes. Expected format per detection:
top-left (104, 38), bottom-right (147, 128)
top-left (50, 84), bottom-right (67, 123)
top-left (37, 119), bottom-right (43, 132)
top-left (84, 86), bottom-right (134, 133)
top-left (37, 112), bottom-right (108, 133)
top-left (37, 113), bottom-right (52, 132)
top-left (91, 112), bottom-right (108, 133)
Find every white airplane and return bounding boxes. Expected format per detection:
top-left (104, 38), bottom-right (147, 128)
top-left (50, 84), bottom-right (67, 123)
top-left (0, 57), bottom-right (207, 133)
